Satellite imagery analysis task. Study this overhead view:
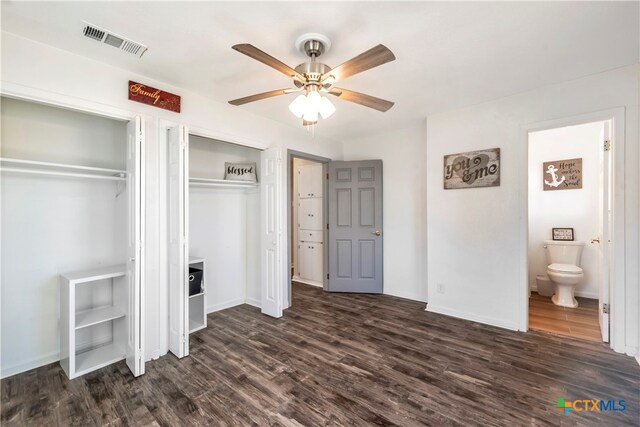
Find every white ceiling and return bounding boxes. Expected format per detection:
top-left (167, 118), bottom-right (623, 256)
top-left (2, 1), bottom-right (638, 141)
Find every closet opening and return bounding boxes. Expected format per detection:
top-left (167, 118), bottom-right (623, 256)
top-left (167, 128), bottom-right (261, 358)
top-left (0, 96), bottom-right (144, 379)
top-left (287, 151), bottom-right (330, 307)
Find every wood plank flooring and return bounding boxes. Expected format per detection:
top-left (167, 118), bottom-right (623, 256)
top-left (2, 283), bottom-right (639, 426)
top-left (529, 292), bottom-right (602, 342)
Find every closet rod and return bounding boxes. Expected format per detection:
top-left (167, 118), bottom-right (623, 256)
top-left (0, 157), bottom-right (125, 175)
top-left (0, 167), bottom-right (126, 181)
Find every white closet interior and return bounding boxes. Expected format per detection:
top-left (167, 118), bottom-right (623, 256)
top-left (291, 158), bottom-right (325, 287)
top-left (0, 97), bottom-right (143, 379)
top-left (168, 130), bottom-right (261, 358)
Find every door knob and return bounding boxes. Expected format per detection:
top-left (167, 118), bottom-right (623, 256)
top-left (591, 238), bottom-right (600, 244)
top-left (372, 230), bottom-right (381, 236)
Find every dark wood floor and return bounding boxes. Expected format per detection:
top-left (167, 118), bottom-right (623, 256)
top-left (529, 292), bottom-right (602, 342)
top-left (2, 283), bottom-right (639, 426)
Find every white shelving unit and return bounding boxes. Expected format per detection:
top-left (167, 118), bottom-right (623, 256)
top-left (60, 265), bottom-right (128, 379)
top-left (188, 257), bottom-right (207, 333)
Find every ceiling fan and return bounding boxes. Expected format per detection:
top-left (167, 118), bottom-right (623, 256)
top-left (228, 33), bottom-right (396, 126)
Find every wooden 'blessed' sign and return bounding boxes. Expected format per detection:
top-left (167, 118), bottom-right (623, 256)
top-left (128, 81), bottom-right (181, 113)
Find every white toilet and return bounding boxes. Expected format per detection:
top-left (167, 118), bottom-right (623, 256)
top-left (544, 240), bottom-right (585, 308)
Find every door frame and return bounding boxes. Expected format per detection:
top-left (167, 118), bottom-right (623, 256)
top-left (519, 107), bottom-right (625, 353)
top-left (286, 150), bottom-right (331, 309)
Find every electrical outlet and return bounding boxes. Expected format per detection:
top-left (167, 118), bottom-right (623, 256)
top-left (437, 283), bottom-right (445, 294)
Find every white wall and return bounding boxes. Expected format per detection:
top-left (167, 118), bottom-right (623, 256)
top-left (1, 31), bottom-right (345, 370)
top-left (426, 66), bottom-right (638, 356)
top-left (1, 97), bottom-right (127, 377)
top-left (528, 121), bottom-right (603, 299)
top-left (188, 136), bottom-right (261, 312)
top-left (343, 122), bottom-right (429, 302)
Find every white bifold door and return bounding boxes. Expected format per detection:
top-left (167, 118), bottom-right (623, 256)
top-left (260, 147), bottom-right (287, 317)
top-left (168, 125), bottom-right (190, 358)
top-left (126, 116), bottom-right (145, 376)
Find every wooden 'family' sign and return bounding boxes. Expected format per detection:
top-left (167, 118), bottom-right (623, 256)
top-left (443, 148), bottom-right (500, 189)
top-left (128, 80), bottom-right (181, 113)
top-left (543, 158), bottom-right (582, 191)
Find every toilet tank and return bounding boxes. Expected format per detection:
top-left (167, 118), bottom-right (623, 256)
top-left (544, 240), bottom-right (585, 266)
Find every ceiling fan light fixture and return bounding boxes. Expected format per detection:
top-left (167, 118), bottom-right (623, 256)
top-left (288, 94), bottom-right (307, 118)
top-left (302, 109), bottom-right (319, 123)
top-left (319, 96), bottom-right (336, 119)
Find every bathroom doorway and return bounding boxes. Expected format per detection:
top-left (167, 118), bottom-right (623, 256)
top-left (526, 119), bottom-right (612, 343)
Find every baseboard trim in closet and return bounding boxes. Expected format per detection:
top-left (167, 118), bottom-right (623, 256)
top-left (245, 297), bottom-right (261, 308)
top-left (1, 350), bottom-right (60, 379)
top-left (292, 277), bottom-right (322, 288)
top-left (207, 298), bottom-right (246, 314)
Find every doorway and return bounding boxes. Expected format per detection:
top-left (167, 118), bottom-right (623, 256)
top-left (526, 119), bottom-right (612, 343)
top-left (287, 151), bottom-right (330, 307)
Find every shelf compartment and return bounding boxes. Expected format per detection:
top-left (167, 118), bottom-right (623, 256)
top-left (75, 306), bottom-right (126, 330)
top-left (189, 319), bottom-right (206, 334)
top-left (0, 157), bottom-right (126, 181)
top-left (189, 292), bottom-right (205, 299)
top-left (74, 343), bottom-right (125, 377)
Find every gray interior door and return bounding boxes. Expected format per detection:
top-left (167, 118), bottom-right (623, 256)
top-left (328, 160), bottom-right (383, 293)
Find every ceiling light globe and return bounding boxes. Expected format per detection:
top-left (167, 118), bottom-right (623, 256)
top-left (303, 109), bottom-right (319, 123)
top-left (288, 94), bottom-right (307, 118)
top-left (306, 91), bottom-right (322, 110)
top-left (319, 96), bottom-right (336, 119)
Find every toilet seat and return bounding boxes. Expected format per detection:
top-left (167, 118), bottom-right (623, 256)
top-left (547, 263), bottom-right (583, 275)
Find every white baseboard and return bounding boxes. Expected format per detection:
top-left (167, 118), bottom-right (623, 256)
top-left (292, 276), bottom-right (322, 288)
top-left (530, 285), bottom-right (598, 300)
top-left (384, 289), bottom-right (427, 303)
top-left (426, 304), bottom-right (519, 331)
top-left (245, 297), bottom-right (261, 308)
top-left (636, 355), bottom-right (640, 366)
top-left (207, 297), bottom-right (245, 314)
top-left (1, 350), bottom-right (60, 379)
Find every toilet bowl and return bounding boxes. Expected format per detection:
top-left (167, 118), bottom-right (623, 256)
top-left (543, 240), bottom-right (585, 308)
top-left (547, 263), bottom-right (583, 308)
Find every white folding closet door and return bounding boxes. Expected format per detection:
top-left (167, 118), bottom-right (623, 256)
top-left (261, 147), bottom-right (286, 317)
top-left (168, 125), bottom-right (189, 358)
top-left (125, 116), bottom-right (145, 377)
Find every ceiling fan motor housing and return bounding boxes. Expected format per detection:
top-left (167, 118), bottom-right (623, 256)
top-left (293, 62), bottom-right (332, 88)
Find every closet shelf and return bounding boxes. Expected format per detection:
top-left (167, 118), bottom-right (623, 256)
top-left (75, 306), bottom-right (126, 330)
top-left (189, 292), bottom-right (205, 299)
top-left (0, 157), bottom-right (126, 181)
top-left (74, 343), bottom-right (125, 377)
top-left (61, 265), bottom-right (126, 285)
top-left (189, 177), bottom-right (258, 189)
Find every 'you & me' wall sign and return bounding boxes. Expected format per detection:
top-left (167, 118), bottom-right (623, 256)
top-left (443, 148), bottom-right (500, 189)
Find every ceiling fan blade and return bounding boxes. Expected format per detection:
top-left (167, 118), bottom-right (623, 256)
top-left (328, 88), bottom-right (394, 112)
top-left (232, 44), bottom-right (305, 81)
top-left (228, 89), bottom-right (292, 106)
top-left (322, 44), bottom-right (395, 84)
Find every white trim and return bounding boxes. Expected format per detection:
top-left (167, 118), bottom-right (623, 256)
top-left (1, 81), bottom-right (135, 121)
top-left (245, 297), bottom-right (261, 308)
top-left (529, 286), bottom-right (599, 300)
top-left (520, 108), bottom-right (626, 354)
top-left (1, 351), bottom-right (60, 379)
top-left (207, 298), bottom-right (245, 314)
top-left (385, 289), bottom-right (428, 303)
top-left (426, 304), bottom-right (519, 331)
top-left (292, 276), bottom-right (323, 288)
top-left (635, 355), bottom-right (640, 366)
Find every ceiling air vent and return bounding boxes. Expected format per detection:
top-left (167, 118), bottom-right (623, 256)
top-left (82, 22), bottom-right (147, 58)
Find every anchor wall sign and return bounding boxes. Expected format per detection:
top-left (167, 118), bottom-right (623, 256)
top-left (543, 158), bottom-right (582, 191)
